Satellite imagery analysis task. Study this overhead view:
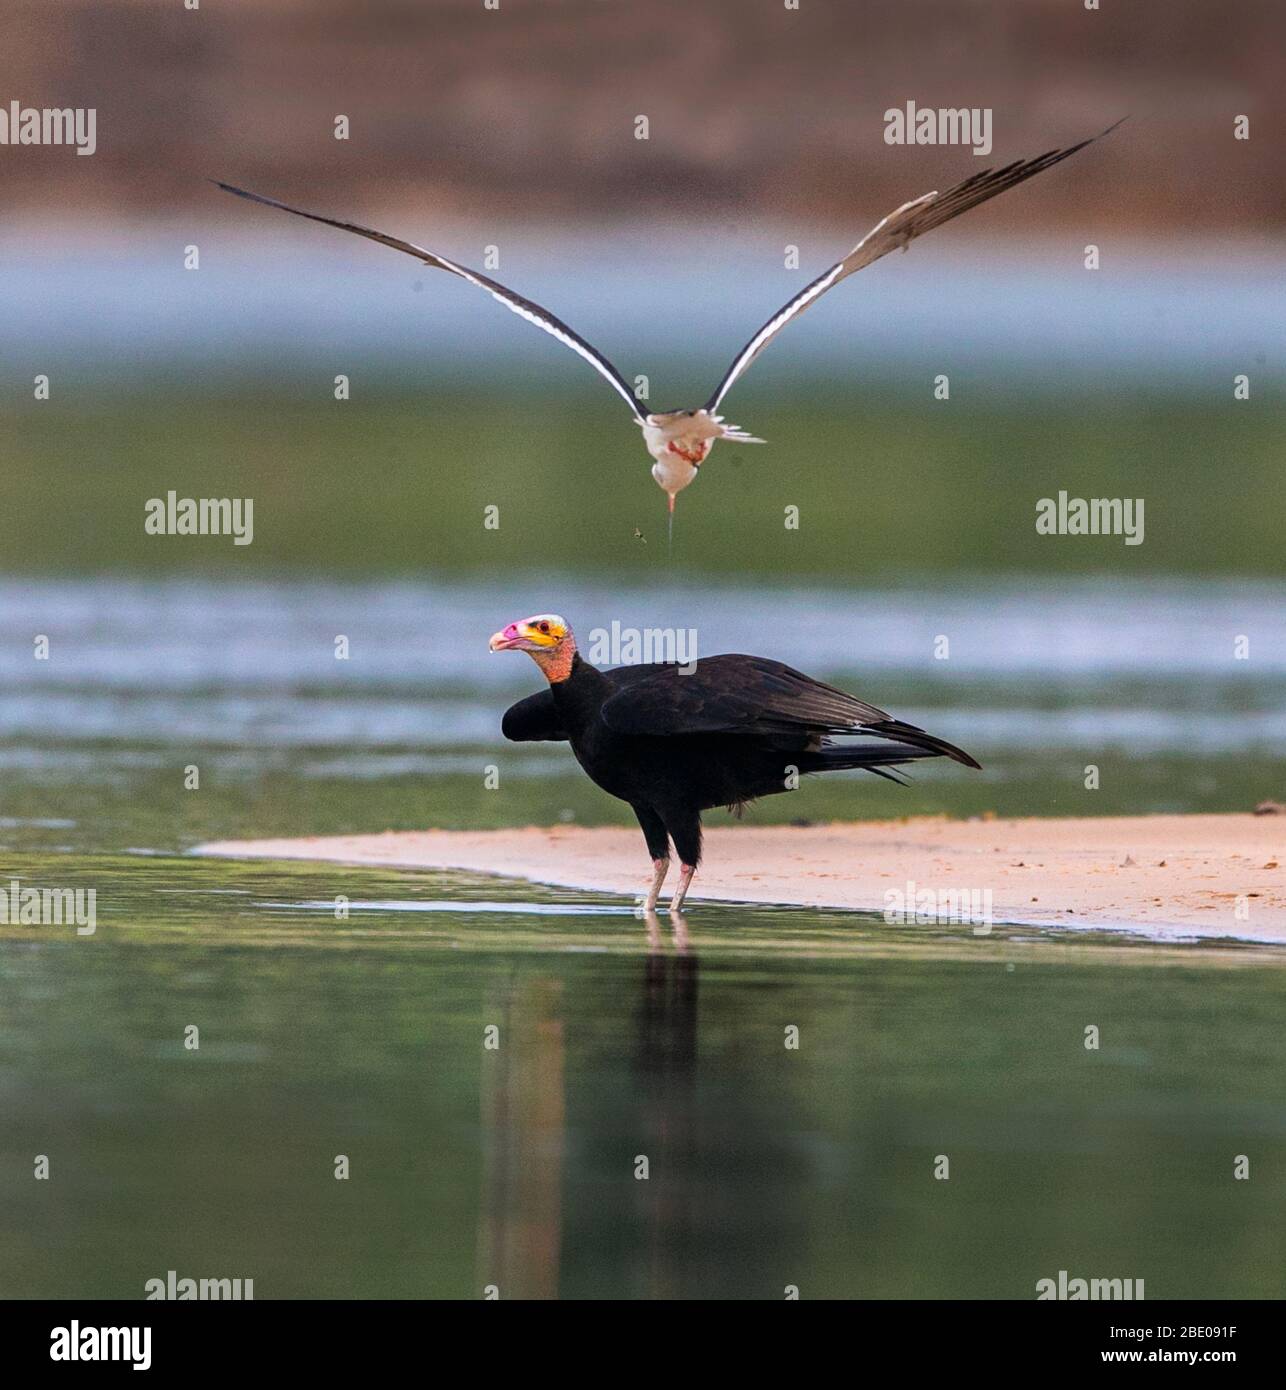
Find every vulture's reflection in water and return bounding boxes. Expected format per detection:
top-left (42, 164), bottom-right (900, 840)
top-left (638, 908), bottom-right (698, 1086)
top-left (636, 910), bottom-right (700, 1299)
top-left (476, 910), bottom-right (700, 1299)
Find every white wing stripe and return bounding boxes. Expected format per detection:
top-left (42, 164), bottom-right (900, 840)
top-left (706, 261), bottom-right (847, 411)
top-left (473, 282), bottom-right (644, 416)
top-left (215, 181), bottom-right (646, 421)
top-left (705, 123), bottom-right (1120, 412)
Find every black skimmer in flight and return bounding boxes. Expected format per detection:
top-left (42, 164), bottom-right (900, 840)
top-left (217, 121), bottom-right (1119, 536)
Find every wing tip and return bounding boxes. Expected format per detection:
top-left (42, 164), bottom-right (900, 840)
top-left (864, 718), bottom-right (982, 771)
top-left (212, 179), bottom-right (276, 209)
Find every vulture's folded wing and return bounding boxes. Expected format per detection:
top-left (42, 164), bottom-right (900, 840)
top-left (601, 654), bottom-right (980, 767)
top-left (501, 690), bottom-right (569, 742)
top-left (600, 654), bottom-right (891, 735)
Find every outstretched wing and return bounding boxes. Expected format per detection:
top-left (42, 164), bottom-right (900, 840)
top-left (600, 654), bottom-right (980, 767)
top-left (704, 120), bottom-right (1124, 412)
top-left (501, 690), bottom-right (569, 742)
top-left (215, 181), bottom-right (647, 421)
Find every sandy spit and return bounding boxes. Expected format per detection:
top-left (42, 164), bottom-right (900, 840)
top-left (194, 814), bottom-right (1286, 942)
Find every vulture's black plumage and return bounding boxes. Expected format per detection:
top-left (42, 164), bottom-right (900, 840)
top-left (492, 614), bottom-right (980, 913)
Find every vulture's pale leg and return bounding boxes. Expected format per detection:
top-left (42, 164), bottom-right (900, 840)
top-left (633, 805), bottom-right (672, 913)
top-left (643, 858), bottom-right (670, 913)
top-left (665, 809), bottom-right (702, 914)
top-left (669, 863), bottom-right (697, 913)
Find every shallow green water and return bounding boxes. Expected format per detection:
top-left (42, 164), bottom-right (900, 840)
top-left (2, 852), bottom-right (1284, 1300)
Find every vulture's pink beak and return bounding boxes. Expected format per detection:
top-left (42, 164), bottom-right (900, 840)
top-left (489, 622), bottom-right (524, 652)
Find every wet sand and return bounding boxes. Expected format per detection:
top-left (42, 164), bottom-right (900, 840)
top-left (195, 814), bottom-right (1286, 941)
